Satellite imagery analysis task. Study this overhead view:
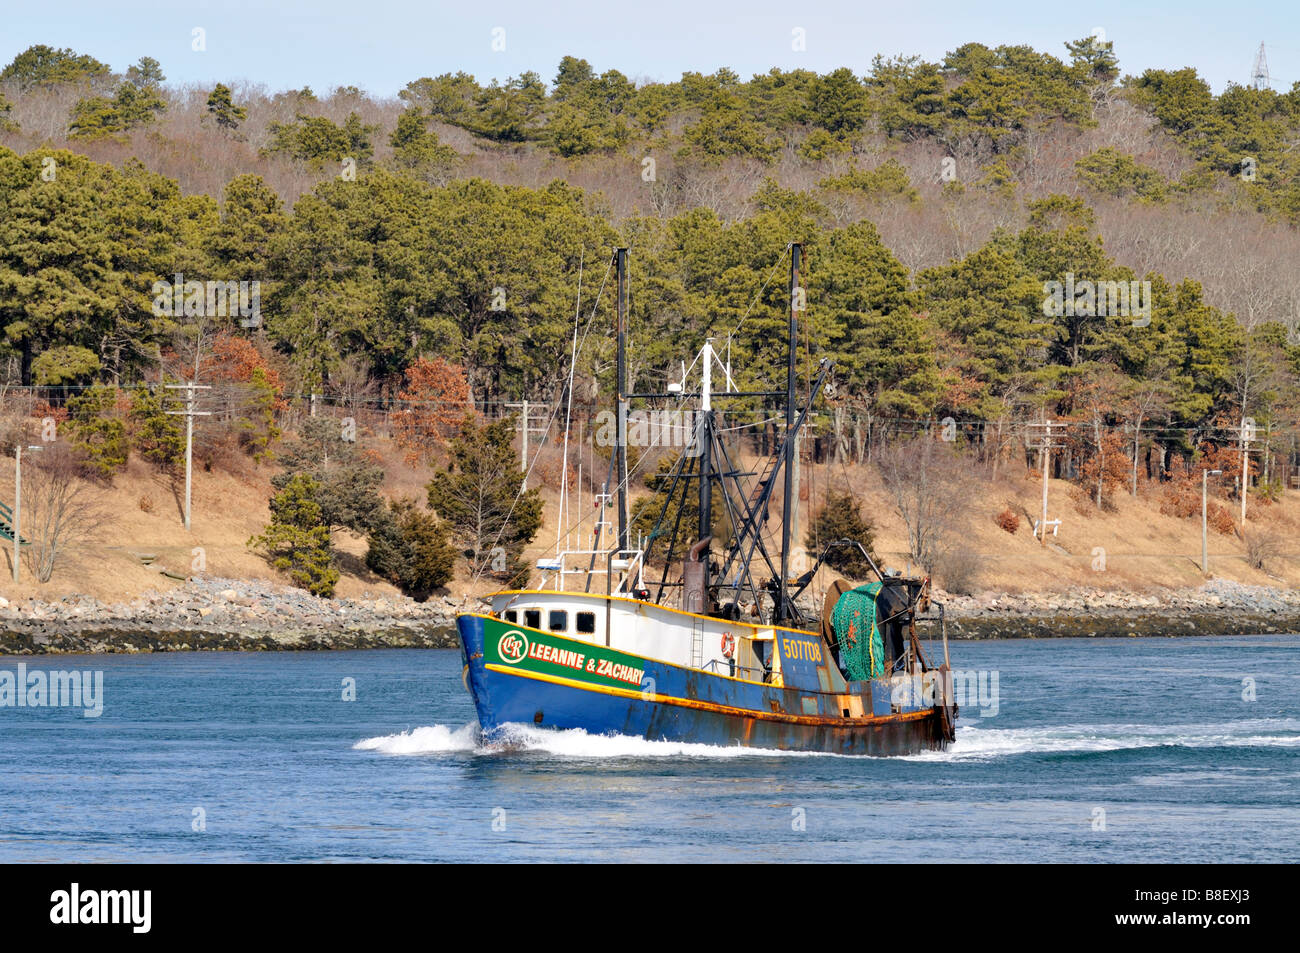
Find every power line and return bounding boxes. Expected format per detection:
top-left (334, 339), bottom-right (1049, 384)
top-left (7, 384), bottom-right (1296, 443)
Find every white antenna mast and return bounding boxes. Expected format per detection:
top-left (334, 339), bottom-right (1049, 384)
top-left (556, 249), bottom-right (584, 555)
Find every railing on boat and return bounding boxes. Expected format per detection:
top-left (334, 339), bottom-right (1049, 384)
top-left (533, 544), bottom-right (648, 598)
top-left (700, 658), bottom-right (770, 682)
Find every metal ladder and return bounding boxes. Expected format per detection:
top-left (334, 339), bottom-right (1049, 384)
top-left (690, 618), bottom-right (704, 668)
top-left (0, 500), bottom-right (26, 545)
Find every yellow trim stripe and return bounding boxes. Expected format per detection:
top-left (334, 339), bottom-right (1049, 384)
top-left (464, 611), bottom-right (777, 689)
top-left (483, 663), bottom-right (934, 729)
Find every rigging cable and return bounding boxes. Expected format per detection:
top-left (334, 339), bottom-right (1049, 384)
top-left (469, 254), bottom-right (613, 585)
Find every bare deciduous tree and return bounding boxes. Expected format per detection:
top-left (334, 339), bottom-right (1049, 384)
top-left (1243, 527), bottom-right (1284, 574)
top-left (875, 437), bottom-right (975, 574)
top-left (21, 444), bottom-right (105, 583)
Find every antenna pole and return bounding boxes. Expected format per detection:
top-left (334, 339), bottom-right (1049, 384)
top-left (698, 339), bottom-right (713, 577)
top-left (779, 242), bottom-right (802, 622)
top-left (615, 247), bottom-right (629, 553)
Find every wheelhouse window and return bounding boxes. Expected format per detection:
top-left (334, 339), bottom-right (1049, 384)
top-left (523, 609), bottom-right (541, 630)
top-left (548, 610), bottom-right (568, 633)
top-left (576, 612), bottom-right (596, 635)
top-left (504, 610), bottom-right (517, 623)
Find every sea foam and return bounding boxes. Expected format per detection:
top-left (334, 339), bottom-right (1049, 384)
top-left (355, 722), bottom-right (832, 758)
top-left (354, 717), bottom-right (1300, 761)
top-left (901, 717), bottom-right (1300, 762)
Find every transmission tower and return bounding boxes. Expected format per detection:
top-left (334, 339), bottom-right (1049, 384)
top-left (1252, 42), bottom-right (1271, 91)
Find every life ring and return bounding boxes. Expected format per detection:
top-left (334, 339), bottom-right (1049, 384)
top-left (721, 633), bottom-right (735, 659)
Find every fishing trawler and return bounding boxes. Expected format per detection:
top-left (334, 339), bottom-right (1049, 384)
top-left (456, 245), bottom-right (957, 755)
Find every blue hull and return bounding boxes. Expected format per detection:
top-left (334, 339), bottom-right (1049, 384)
top-left (457, 613), bottom-right (950, 756)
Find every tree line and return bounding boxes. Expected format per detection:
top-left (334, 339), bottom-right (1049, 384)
top-left (2, 142), bottom-right (1292, 463)
top-left (4, 37), bottom-right (1300, 593)
top-left (3, 39), bottom-right (1298, 212)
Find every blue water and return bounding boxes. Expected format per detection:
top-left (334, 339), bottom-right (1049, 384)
top-left (1, 636), bottom-right (1297, 862)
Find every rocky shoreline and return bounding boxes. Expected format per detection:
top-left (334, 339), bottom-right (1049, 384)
top-left (0, 577), bottom-right (1296, 655)
top-left (0, 577), bottom-right (462, 655)
top-left (923, 579), bottom-right (1300, 639)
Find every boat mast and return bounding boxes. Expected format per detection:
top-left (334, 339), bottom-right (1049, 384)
top-left (615, 246), bottom-right (629, 553)
top-left (698, 337), bottom-right (713, 584)
top-left (624, 241), bottom-right (828, 626)
top-left (778, 242), bottom-right (802, 623)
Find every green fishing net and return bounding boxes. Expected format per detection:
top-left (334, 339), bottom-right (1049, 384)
top-left (830, 581), bottom-right (887, 680)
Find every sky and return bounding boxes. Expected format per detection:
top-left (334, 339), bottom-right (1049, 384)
top-left (1, 0), bottom-right (1297, 97)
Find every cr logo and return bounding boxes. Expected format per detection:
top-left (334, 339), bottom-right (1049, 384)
top-left (498, 631), bottom-right (529, 664)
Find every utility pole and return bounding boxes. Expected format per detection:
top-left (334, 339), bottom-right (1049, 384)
top-left (1028, 421), bottom-right (1058, 544)
top-left (505, 399), bottom-right (545, 489)
top-left (1041, 421), bottom-right (1050, 545)
top-left (166, 383), bottom-right (212, 532)
top-left (12, 445), bottom-right (19, 584)
top-left (521, 399), bottom-right (528, 476)
top-left (1202, 468), bottom-right (1222, 575)
top-left (1240, 419), bottom-right (1254, 523)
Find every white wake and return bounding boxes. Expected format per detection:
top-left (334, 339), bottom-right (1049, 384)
top-left (355, 717), bottom-right (1300, 761)
top-left (353, 723), bottom-right (481, 754)
top-left (902, 717), bottom-right (1300, 761)
top-left (354, 722), bottom-right (831, 758)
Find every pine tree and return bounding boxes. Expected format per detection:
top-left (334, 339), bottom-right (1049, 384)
top-left (427, 417), bottom-right (543, 584)
top-left (125, 56), bottom-right (165, 88)
top-left (0, 91), bottom-right (15, 132)
top-left (66, 384), bottom-right (129, 480)
top-left (1065, 35), bottom-right (1119, 88)
top-left (129, 384), bottom-right (185, 472)
top-left (366, 499), bottom-right (457, 599)
top-left (271, 416), bottom-right (385, 535)
top-left (207, 174), bottom-right (285, 280)
top-left (30, 345), bottom-right (101, 386)
top-left (918, 242), bottom-right (1055, 419)
top-left (806, 491), bottom-right (877, 578)
top-left (206, 83), bottom-right (247, 131)
top-left (388, 108), bottom-right (460, 181)
top-left (0, 45), bottom-right (110, 90)
top-left (250, 474), bottom-right (339, 597)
